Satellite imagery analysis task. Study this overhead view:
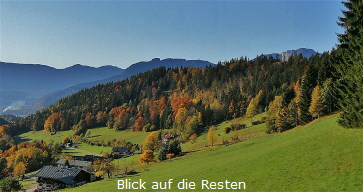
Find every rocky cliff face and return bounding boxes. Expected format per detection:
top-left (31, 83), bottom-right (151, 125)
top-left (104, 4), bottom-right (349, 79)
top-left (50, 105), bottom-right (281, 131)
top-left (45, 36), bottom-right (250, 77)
top-left (281, 48), bottom-right (318, 61)
top-left (263, 48), bottom-right (319, 61)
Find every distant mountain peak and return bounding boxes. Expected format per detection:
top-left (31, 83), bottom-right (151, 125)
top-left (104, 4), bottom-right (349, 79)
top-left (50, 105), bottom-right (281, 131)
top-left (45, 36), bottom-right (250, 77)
top-left (261, 48), bottom-right (319, 61)
top-left (97, 65), bottom-right (122, 69)
top-left (66, 64), bottom-right (92, 69)
top-left (151, 58), bottom-right (161, 62)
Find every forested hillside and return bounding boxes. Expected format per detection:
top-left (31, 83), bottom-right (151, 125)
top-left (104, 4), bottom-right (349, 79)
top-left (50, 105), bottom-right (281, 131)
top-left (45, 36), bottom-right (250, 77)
top-left (34, 58), bottom-right (214, 111)
top-left (2, 52), bottom-right (337, 141)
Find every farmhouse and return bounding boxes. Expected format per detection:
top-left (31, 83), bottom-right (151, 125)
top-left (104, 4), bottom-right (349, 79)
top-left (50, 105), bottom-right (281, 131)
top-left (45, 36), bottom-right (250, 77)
top-left (162, 134), bottom-right (176, 144)
top-left (64, 142), bottom-right (75, 149)
top-left (72, 155), bottom-right (104, 162)
top-left (56, 159), bottom-right (92, 169)
top-left (111, 147), bottom-right (131, 158)
top-left (35, 166), bottom-right (95, 191)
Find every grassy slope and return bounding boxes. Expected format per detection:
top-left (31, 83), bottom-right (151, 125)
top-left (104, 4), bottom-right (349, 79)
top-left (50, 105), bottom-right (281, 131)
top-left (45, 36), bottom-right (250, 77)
top-left (15, 127), bottom-right (149, 145)
top-left (15, 127), bottom-right (150, 157)
top-left (14, 129), bottom-right (75, 144)
top-left (182, 113), bottom-right (266, 151)
top-left (85, 127), bottom-right (149, 145)
top-left (64, 114), bottom-right (363, 192)
top-left (62, 143), bottom-right (112, 156)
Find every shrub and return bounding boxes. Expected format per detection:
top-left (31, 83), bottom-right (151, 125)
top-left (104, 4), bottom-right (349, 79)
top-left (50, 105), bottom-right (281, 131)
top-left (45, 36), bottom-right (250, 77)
top-left (169, 141), bottom-right (181, 156)
top-left (222, 139), bottom-right (229, 145)
top-left (95, 171), bottom-right (105, 178)
top-left (252, 120), bottom-right (263, 125)
top-left (189, 133), bottom-right (198, 144)
top-left (240, 124), bottom-right (247, 129)
top-left (142, 123), bottom-right (151, 132)
top-left (231, 123), bottom-right (247, 131)
top-left (166, 153), bottom-right (174, 160)
top-left (261, 116), bottom-right (267, 123)
top-left (0, 177), bottom-right (22, 192)
top-left (224, 127), bottom-right (232, 134)
top-left (231, 132), bottom-right (239, 142)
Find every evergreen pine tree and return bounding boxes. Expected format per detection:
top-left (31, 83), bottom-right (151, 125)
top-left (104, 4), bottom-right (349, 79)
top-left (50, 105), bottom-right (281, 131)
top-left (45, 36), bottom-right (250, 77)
top-left (298, 67), bottom-right (316, 124)
top-left (321, 78), bottom-right (336, 114)
top-left (334, 0), bottom-right (363, 128)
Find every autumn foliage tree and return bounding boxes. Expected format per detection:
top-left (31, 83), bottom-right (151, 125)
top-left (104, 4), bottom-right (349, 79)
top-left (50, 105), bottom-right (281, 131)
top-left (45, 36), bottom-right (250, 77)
top-left (275, 107), bottom-right (293, 132)
top-left (1, 141), bottom-right (57, 180)
top-left (266, 96), bottom-right (283, 133)
top-left (13, 162), bottom-right (26, 180)
top-left (207, 127), bottom-right (217, 146)
top-left (96, 111), bottom-right (107, 126)
top-left (245, 90), bottom-right (263, 119)
top-left (92, 159), bottom-right (115, 178)
top-left (112, 107), bottom-right (132, 131)
top-left (139, 150), bottom-right (154, 164)
top-left (170, 92), bottom-right (191, 117)
top-left (142, 132), bottom-right (161, 152)
top-left (85, 113), bottom-right (95, 128)
top-left (189, 133), bottom-right (198, 144)
top-left (309, 85), bottom-right (324, 118)
top-left (133, 112), bottom-right (144, 132)
top-left (44, 112), bottom-right (61, 133)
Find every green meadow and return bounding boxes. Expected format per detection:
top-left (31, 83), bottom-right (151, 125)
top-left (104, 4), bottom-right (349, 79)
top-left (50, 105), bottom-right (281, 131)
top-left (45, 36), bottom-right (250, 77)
top-left (62, 114), bottom-right (363, 192)
top-left (84, 127), bottom-right (150, 145)
top-left (182, 113), bottom-right (267, 151)
top-left (15, 127), bottom-right (149, 145)
top-left (14, 129), bottom-right (75, 144)
top-left (62, 143), bottom-right (112, 156)
top-left (14, 127), bottom-right (150, 158)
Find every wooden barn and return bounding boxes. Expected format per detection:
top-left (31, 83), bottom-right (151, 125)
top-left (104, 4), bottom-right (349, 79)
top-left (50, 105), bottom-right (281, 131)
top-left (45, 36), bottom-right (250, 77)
top-left (35, 166), bottom-right (95, 191)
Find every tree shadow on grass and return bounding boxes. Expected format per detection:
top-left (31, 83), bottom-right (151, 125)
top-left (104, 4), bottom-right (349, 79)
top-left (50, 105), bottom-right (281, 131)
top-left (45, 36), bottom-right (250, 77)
top-left (13, 136), bottom-right (30, 144)
top-left (114, 171), bottom-right (141, 178)
top-left (87, 135), bottom-right (101, 138)
top-left (182, 148), bottom-right (203, 155)
top-left (62, 151), bottom-right (81, 155)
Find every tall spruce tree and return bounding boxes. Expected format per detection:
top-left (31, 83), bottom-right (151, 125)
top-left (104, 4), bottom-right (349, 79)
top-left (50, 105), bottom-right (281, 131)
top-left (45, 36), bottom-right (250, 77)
top-left (334, 0), bottom-right (363, 128)
top-left (298, 67), bottom-right (316, 124)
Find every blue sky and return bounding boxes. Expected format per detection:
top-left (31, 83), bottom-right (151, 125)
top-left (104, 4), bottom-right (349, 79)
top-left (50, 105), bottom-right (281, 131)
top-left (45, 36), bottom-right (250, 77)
top-left (0, 0), bottom-right (344, 69)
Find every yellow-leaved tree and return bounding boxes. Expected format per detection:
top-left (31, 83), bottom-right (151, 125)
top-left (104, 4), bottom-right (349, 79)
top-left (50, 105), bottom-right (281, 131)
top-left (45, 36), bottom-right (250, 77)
top-left (13, 162), bottom-right (26, 180)
top-left (245, 90), bottom-right (263, 119)
top-left (44, 112), bottom-right (61, 133)
top-left (309, 85), bottom-right (323, 118)
top-left (142, 132), bottom-right (161, 152)
top-left (207, 127), bottom-right (217, 146)
top-left (266, 96), bottom-right (283, 133)
top-left (139, 150), bottom-right (154, 164)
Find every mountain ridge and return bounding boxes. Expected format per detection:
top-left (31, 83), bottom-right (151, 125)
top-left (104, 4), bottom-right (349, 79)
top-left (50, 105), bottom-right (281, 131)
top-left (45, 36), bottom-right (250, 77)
top-left (34, 58), bottom-right (215, 111)
top-left (0, 62), bottom-right (125, 115)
